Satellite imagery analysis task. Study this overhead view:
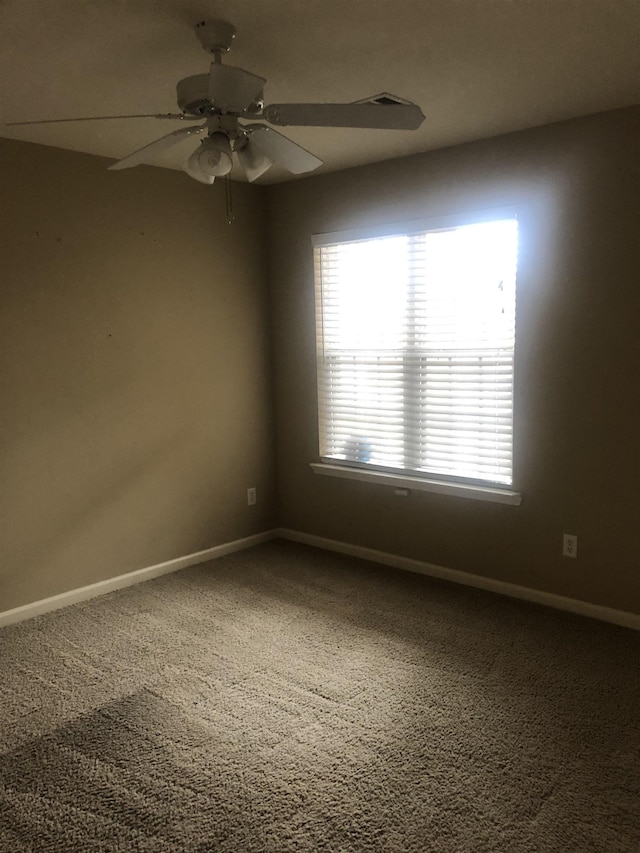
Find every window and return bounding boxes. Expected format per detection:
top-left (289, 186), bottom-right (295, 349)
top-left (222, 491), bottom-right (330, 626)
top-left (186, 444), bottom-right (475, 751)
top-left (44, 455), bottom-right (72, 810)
top-left (313, 211), bottom-right (518, 494)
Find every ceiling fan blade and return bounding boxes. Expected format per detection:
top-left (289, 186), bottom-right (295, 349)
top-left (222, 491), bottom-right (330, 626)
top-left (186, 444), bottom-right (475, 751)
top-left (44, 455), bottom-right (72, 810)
top-left (244, 125), bottom-right (322, 175)
top-left (208, 64), bottom-right (266, 113)
top-left (108, 123), bottom-right (206, 171)
top-left (262, 101), bottom-right (425, 130)
top-left (5, 113), bottom-right (199, 127)
top-left (236, 138), bottom-right (273, 182)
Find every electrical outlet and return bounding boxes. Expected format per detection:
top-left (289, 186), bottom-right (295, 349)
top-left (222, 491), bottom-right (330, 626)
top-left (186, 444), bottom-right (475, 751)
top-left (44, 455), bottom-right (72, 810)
top-left (247, 487), bottom-right (256, 506)
top-left (562, 533), bottom-right (577, 558)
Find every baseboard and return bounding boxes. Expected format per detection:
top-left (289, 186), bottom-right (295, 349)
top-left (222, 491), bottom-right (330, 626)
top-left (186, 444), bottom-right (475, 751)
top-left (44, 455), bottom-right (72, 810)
top-left (0, 530), bottom-right (277, 629)
top-left (276, 528), bottom-right (640, 631)
top-left (5, 527), bottom-right (638, 633)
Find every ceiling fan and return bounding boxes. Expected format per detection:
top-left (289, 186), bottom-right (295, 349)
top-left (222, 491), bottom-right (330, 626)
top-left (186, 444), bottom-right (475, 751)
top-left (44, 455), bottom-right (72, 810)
top-left (7, 20), bottom-right (425, 185)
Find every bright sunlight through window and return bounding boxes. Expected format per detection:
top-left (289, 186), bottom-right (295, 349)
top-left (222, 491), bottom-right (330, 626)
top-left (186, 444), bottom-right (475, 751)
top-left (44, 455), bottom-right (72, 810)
top-left (313, 214), bottom-right (518, 487)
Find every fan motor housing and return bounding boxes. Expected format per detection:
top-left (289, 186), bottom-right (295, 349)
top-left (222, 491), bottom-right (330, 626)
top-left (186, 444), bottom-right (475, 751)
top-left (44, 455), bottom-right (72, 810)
top-left (176, 75), bottom-right (211, 116)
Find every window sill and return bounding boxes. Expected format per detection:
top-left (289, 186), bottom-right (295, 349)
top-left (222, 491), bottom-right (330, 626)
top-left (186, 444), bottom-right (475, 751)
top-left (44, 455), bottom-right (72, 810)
top-left (310, 463), bottom-right (522, 506)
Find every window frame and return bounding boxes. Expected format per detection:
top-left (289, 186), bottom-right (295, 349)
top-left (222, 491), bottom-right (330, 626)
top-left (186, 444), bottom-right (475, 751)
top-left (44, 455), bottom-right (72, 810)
top-left (311, 207), bottom-right (522, 505)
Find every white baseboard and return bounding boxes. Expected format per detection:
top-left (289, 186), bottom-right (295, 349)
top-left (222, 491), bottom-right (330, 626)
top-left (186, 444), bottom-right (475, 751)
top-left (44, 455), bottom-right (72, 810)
top-left (4, 527), bottom-right (638, 632)
top-left (276, 528), bottom-right (640, 631)
top-left (0, 530), bottom-right (277, 629)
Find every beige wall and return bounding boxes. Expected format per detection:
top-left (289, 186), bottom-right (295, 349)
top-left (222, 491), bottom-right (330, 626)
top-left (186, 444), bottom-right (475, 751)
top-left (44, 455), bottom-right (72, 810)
top-left (267, 107), bottom-right (640, 615)
top-left (1, 138), bottom-right (275, 612)
top-left (3, 107), bottom-right (639, 619)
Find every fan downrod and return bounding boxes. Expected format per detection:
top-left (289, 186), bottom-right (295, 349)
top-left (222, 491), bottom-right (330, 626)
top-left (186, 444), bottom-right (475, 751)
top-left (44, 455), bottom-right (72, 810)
top-left (194, 20), bottom-right (236, 55)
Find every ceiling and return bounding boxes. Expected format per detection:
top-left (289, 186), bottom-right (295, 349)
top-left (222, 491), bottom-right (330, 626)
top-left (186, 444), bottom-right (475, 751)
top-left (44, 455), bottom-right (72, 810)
top-left (1, 0), bottom-right (639, 184)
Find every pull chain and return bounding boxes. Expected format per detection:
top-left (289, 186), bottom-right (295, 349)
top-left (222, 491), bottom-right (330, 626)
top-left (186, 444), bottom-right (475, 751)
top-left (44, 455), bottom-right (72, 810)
top-left (224, 175), bottom-right (235, 225)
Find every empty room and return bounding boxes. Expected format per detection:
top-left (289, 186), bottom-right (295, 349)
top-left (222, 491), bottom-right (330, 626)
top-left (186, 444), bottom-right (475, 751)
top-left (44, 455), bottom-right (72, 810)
top-left (1, 1), bottom-right (639, 850)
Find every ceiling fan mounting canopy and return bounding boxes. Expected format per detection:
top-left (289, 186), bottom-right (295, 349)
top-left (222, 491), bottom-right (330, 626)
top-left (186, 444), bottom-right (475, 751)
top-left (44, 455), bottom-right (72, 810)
top-left (194, 20), bottom-right (236, 55)
top-left (5, 19), bottom-right (425, 185)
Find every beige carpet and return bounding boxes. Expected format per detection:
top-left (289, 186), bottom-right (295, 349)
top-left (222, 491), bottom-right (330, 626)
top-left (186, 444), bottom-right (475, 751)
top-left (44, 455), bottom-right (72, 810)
top-left (1, 539), bottom-right (639, 851)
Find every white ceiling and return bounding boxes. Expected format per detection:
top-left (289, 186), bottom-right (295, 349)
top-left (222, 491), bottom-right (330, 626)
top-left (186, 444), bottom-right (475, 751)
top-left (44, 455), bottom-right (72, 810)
top-left (1, 0), bottom-right (639, 184)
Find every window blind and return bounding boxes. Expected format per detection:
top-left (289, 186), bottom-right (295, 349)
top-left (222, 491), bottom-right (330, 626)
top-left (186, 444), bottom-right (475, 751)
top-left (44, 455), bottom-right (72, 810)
top-left (314, 216), bottom-right (518, 487)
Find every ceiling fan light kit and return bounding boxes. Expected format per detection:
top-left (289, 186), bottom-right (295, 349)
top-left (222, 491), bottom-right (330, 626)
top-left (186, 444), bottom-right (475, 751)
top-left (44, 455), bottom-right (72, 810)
top-left (190, 133), bottom-right (233, 177)
top-left (6, 19), bottom-right (425, 187)
top-left (235, 137), bottom-right (273, 183)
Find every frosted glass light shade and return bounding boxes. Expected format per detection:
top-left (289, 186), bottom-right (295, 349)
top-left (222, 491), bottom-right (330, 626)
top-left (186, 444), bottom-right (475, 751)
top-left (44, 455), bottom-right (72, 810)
top-left (236, 138), bottom-right (273, 182)
top-left (188, 133), bottom-right (233, 178)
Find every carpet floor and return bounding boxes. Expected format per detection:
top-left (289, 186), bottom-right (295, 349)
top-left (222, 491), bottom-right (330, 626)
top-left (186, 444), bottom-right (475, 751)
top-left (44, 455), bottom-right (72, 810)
top-left (0, 539), bottom-right (639, 852)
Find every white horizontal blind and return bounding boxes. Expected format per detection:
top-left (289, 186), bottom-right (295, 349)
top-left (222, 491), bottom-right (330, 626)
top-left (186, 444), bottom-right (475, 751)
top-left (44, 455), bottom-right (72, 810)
top-left (314, 217), bottom-right (518, 486)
